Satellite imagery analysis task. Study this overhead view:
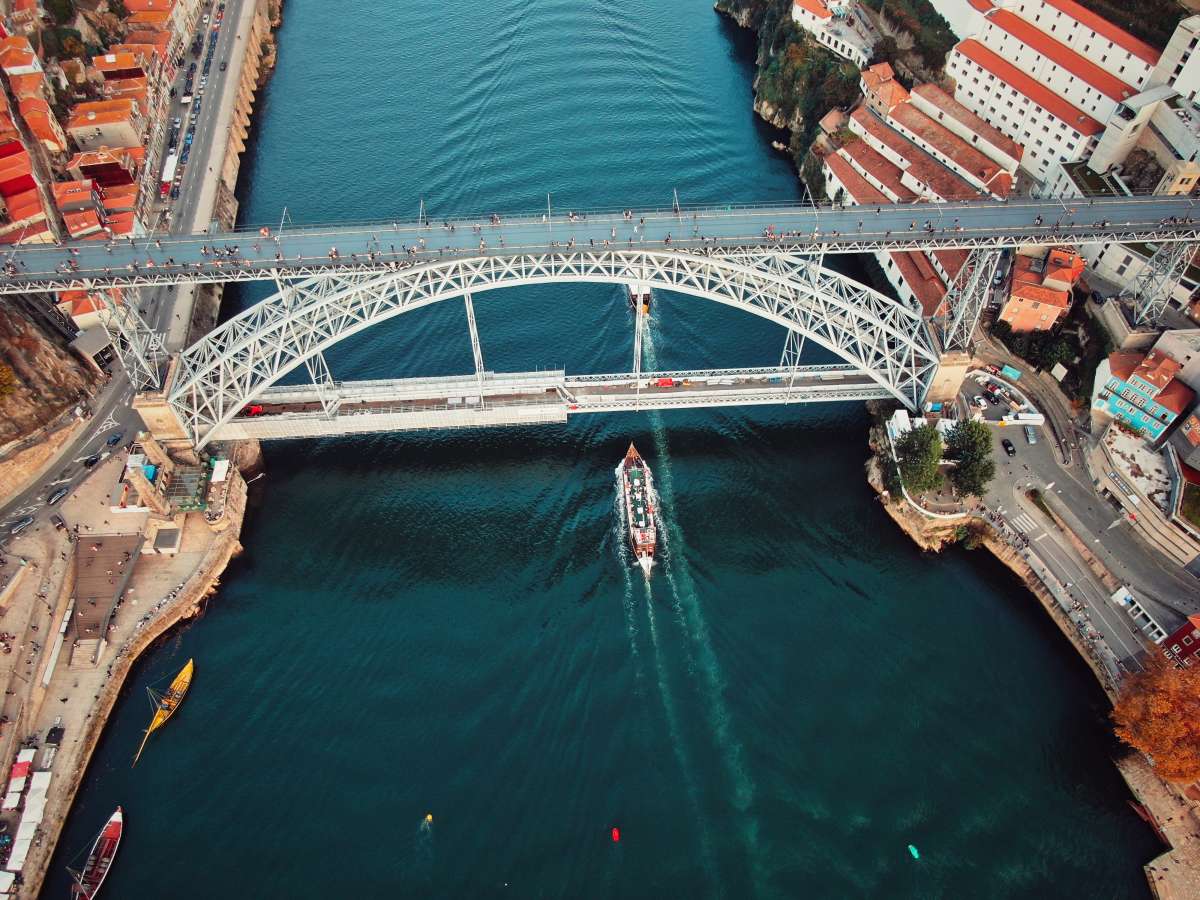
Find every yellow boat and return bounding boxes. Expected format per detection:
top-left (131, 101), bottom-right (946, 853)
top-left (132, 658), bottom-right (193, 766)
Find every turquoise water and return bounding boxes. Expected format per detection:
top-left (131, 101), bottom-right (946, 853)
top-left (46, 1), bottom-right (1158, 897)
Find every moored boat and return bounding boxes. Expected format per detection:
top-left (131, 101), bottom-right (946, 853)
top-left (69, 806), bottom-right (122, 900)
top-left (132, 658), bottom-right (193, 766)
top-left (618, 443), bottom-right (657, 577)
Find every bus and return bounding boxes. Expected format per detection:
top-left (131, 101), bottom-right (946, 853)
top-left (159, 152), bottom-right (179, 199)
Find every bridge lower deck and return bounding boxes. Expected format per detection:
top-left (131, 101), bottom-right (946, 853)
top-left (207, 366), bottom-right (889, 441)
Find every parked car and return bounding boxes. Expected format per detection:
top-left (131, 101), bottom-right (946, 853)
top-left (9, 516), bottom-right (33, 536)
top-left (1023, 425), bottom-right (1038, 445)
top-left (46, 486), bottom-right (69, 505)
top-left (106, 431), bottom-right (124, 446)
top-left (50, 514), bottom-right (66, 531)
top-left (220, 61), bottom-right (227, 72)
top-left (83, 453), bottom-right (102, 468)
top-left (1090, 290), bottom-right (1107, 306)
top-left (972, 395), bottom-right (988, 410)
top-left (1001, 439), bottom-right (1016, 457)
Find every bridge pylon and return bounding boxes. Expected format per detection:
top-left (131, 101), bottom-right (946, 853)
top-left (938, 248), bottom-right (1002, 353)
top-left (1127, 240), bottom-right (1194, 326)
top-left (98, 288), bottom-right (166, 391)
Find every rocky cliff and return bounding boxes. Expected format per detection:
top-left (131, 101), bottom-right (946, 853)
top-left (0, 304), bottom-right (97, 445)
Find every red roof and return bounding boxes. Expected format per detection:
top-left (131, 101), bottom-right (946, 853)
top-left (824, 150), bottom-right (889, 205)
top-left (838, 139), bottom-right (918, 202)
top-left (850, 107), bottom-right (980, 201)
top-left (889, 100), bottom-right (1012, 197)
top-left (954, 39), bottom-right (1104, 136)
top-left (910, 83), bottom-right (1023, 163)
top-left (932, 248), bottom-right (969, 281)
top-left (793, 0), bottom-right (832, 19)
top-left (8, 762), bottom-right (29, 779)
top-left (1134, 349), bottom-right (1184, 391)
top-left (1042, 0), bottom-right (1159, 65)
top-left (987, 9), bottom-right (1139, 102)
top-left (1107, 351), bottom-right (1144, 381)
top-left (1156, 379), bottom-right (1195, 416)
top-left (890, 250), bottom-right (947, 317)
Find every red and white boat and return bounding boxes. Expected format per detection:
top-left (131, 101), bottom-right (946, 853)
top-left (618, 443), bottom-right (657, 577)
top-left (69, 807), bottom-right (122, 900)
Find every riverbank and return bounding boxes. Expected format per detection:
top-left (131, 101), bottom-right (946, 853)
top-left (14, 438), bottom-right (256, 899)
top-left (864, 442), bottom-right (1200, 897)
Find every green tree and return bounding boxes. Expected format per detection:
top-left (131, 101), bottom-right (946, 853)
top-left (871, 35), bottom-right (900, 67)
top-left (944, 420), bottom-right (996, 497)
top-left (895, 423), bottom-right (943, 494)
top-left (46, 0), bottom-right (75, 26)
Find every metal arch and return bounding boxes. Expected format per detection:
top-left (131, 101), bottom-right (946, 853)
top-left (167, 250), bottom-right (940, 448)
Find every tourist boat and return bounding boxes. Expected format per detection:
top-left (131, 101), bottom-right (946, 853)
top-left (618, 443), bottom-right (657, 577)
top-left (69, 807), bottom-right (122, 900)
top-left (132, 658), bottom-right (194, 766)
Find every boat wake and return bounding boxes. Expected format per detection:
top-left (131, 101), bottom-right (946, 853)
top-left (611, 477), bottom-right (645, 691)
top-left (641, 319), bottom-right (764, 894)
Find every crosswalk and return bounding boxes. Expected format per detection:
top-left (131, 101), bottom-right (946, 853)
top-left (1009, 512), bottom-right (1039, 534)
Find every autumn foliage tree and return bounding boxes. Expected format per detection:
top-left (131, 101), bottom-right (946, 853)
top-left (1112, 654), bottom-right (1200, 782)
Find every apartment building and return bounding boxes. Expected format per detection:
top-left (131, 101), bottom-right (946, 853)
top-left (1093, 347), bottom-right (1195, 441)
top-left (996, 247), bottom-right (1084, 331)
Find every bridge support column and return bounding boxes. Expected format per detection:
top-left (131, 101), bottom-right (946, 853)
top-left (780, 328), bottom-right (805, 399)
top-left (632, 282), bottom-right (646, 407)
top-left (925, 350), bottom-right (973, 408)
top-left (305, 350), bottom-right (341, 418)
top-left (463, 291), bottom-right (486, 400)
top-left (98, 288), bottom-right (165, 391)
top-left (940, 248), bottom-right (1002, 353)
top-left (1127, 241), bottom-right (1194, 326)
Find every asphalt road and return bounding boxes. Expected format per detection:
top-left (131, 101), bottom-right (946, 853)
top-left (2, 193), bottom-right (1200, 295)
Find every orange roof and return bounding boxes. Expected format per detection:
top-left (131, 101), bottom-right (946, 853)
top-left (838, 139), bottom-right (918, 202)
top-left (125, 30), bottom-right (173, 49)
top-left (1010, 281), bottom-right (1070, 308)
top-left (1155, 379), bottom-right (1195, 415)
top-left (53, 179), bottom-right (96, 207)
top-left (891, 251), bottom-right (948, 317)
top-left (101, 183), bottom-right (138, 209)
top-left (111, 42), bottom-right (166, 64)
top-left (7, 72), bottom-right (43, 101)
top-left (125, 0), bottom-right (175, 9)
top-left (18, 98), bottom-right (64, 150)
top-left (794, 0), bottom-right (832, 19)
top-left (1134, 349), bottom-right (1184, 391)
top-left (987, 9), bottom-right (1138, 102)
top-left (910, 83), bottom-right (1023, 163)
top-left (1180, 414), bottom-right (1200, 448)
top-left (954, 39), bottom-right (1104, 136)
top-left (1108, 350), bottom-right (1144, 381)
top-left (105, 210), bottom-right (136, 235)
top-left (127, 10), bottom-right (170, 27)
top-left (824, 150), bottom-right (889, 205)
top-left (67, 147), bottom-right (138, 170)
top-left (66, 98), bottom-right (141, 132)
top-left (890, 100), bottom-right (1011, 197)
top-left (4, 187), bottom-right (44, 222)
top-left (1043, 247), bottom-right (1085, 285)
top-left (57, 288), bottom-right (123, 315)
top-left (0, 220), bottom-right (52, 245)
top-left (11, 0), bottom-right (37, 12)
top-left (1041, 0), bottom-right (1159, 65)
top-left (0, 45), bottom-right (37, 73)
top-left (63, 208), bottom-right (103, 238)
top-left (861, 62), bottom-right (910, 112)
top-left (93, 52), bottom-right (142, 72)
top-left (932, 248), bottom-right (969, 281)
top-left (851, 107), bottom-right (980, 201)
top-left (0, 150), bottom-right (32, 186)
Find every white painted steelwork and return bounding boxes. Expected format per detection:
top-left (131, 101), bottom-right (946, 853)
top-left (167, 250), bottom-right (939, 448)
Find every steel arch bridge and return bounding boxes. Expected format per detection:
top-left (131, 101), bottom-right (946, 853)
top-left (166, 248), bottom-right (939, 448)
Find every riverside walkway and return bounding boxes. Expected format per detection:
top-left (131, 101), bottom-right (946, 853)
top-left (1, 194), bottom-right (1198, 295)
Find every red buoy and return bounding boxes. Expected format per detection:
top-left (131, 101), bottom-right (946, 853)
top-left (611, 827), bottom-right (621, 843)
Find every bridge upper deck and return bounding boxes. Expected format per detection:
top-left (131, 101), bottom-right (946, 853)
top-left (1, 194), bottom-right (1196, 295)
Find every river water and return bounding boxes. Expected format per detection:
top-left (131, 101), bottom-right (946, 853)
top-left (45, 1), bottom-right (1159, 897)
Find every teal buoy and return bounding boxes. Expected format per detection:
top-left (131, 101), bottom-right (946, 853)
top-left (908, 844), bottom-right (920, 860)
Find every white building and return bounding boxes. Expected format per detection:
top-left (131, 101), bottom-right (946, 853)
top-left (791, 0), bottom-right (877, 68)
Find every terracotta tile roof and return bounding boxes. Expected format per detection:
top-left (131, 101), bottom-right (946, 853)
top-left (125, 0), bottom-right (175, 11)
top-left (18, 98), bottom-right (64, 151)
top-left (0, 220), bottom-right (52, 245)
top-left (954, 40), bottom-right (1104, 136)
top-left (850, 107), bottom-right (981, 201)
top-left (0, 151), bottom-right (33, 187)
top-left (890, 250), bottom-right (948, 317)
top-left (1042, 247), bottom-right (1085, 285)
top-left (987, 9), bottom-right (1138, 102)
top-left (66, 98), bottom-right (141, 131)
top-left (105, 210), bottom-right (136, 235)
top-left (910, 83), bottom-right (1023, 163)
top-left (1010, 281), bottom-right (1070, 308)
top-left (7, 72), bottom-right (43, 101)
top-left (889, 100), bottom-right (1012, 196)
top-left (1108, 351), bottom-right (1144, 382)
top-left (1042, 0), bottom-right (1159, 65)
top-left (0, 45), bottom-right (37, 74)
top-left (63, 208), bottom-right (103, 238)
top-left (932, 248), bottom-right (969, 280)
top-left (794, 0), bottom-right (833, 20)
top-left (127, 10), bottom-right (171, 28)
top-left (101, 183), bottom-right (138, 210)
top-left (3, 187), bottom-right (44, 222)
top-left (1180, 414), bottom-right (1200, 447)
top-left (11, 0), bottom-right (38, 12)
top-left (838, 138), bottom-right (919, 202)
top-left (93, 52), bottom-right (146, 74)
top-left (67, 147), bottom-right (138, 170)
top-left (1134, 349), bottom-right (1184, 391)
top-left (1156, 379), bottom-right (1195, 416)
top-left (53, 179), bottom-right (96, 208)
top-left (125, 30), bottom-right (173, 49)
top-left (824, 150), bottom-right (889, 205)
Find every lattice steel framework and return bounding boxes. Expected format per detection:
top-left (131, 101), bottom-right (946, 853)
top-left (97, 289), bottom-right (166, 390)
top-left (167, 249), bottom-right (940, 448)
top-left (939, 248), bottom-right (1003, 352)
top-left (1128, 241), bottom-right (1195, 326)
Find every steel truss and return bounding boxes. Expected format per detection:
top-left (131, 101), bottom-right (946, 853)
top-left (939, 248), bottom-right (1003, 352)
top-left (1128, 241), bottom-right (1195, 326)
top-left (97, 289), bottom-right (165, 390)
top-left (167, 249), bottom-right (941, 448)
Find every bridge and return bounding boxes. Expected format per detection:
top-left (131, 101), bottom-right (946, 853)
top-left (27, 195), bottom-right (1195, 450)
